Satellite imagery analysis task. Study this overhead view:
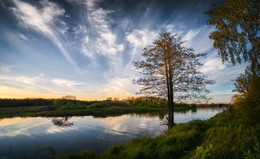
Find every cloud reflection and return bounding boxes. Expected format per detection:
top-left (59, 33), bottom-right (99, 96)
top-left (0, 117), bottom-right (78, 137)
top-left (95, 114), bottom-right (163, 137)
top-left (0, 117), bottom-right (49, 137)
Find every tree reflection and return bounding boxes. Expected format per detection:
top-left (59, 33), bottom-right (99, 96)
top-left (191, 109), bottom-right (197, 113)
top-left (0, 146), bottom-right (12, 159)
top-left (131, 112), bottom-right (166, 120)
top-left (51, 117), bottom-right (73, 128)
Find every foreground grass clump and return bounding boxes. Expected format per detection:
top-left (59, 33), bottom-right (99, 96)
top-left (185, 112), bottom-right (259, 159)
top-left (61, 105), bottom-right (259, 159)
top-left (100, 120), bottom-right (208, 159)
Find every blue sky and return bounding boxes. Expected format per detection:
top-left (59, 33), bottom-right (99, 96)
top-left (0, 0), bottom-right (246, 102)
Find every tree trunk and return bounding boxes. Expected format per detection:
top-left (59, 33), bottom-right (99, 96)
top-left (166, 84), bottom-right (174, 129)
top-left (168, 53), bottom-right (174, 129)
top-left (168, 81), bottom-right (174, 129)
top-left (168, 102), bottom-right (174, 129)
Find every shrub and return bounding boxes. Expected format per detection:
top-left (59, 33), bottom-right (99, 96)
top-left (87, 101), bottom-right (131, 109)
top-left (60, 150), bottom-right (96, 159)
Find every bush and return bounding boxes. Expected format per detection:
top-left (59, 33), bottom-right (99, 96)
top-left (60, 150), bottom-right (96, 159)
top-left (201, 125), bottom-right (257, 158)
top-left (87, 101), bottom-right (131, 109)
top-left (87, 102), bottom-right (110, 109)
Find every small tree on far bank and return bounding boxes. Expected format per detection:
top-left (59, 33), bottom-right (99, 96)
top-left (62, 95), bottom-right (76, 100)
top-left (134, 32), bottom-right (214, 128)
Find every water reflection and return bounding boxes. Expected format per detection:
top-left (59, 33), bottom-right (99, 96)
top-left (164, 107), bottom-right (226, 130)
top-left (191, 109), bottom-right (197, 113)
top-left (131, 112), bottom-right (166, 120)
top-left (0, 146), bottom-right (12, 159)
top-left (34, 144), bottom-right (56, 158)
top-left (51, 117), bottom-right (73, 128)
top-left (0, 107), bottom-right (225, 158)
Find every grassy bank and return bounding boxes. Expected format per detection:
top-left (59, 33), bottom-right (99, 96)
top-left (60, 102), bottom-right (260, 159)
top-left (0, 98), bottom-right (206, 118)
top-left (0, 106), bottom-right (166, 118)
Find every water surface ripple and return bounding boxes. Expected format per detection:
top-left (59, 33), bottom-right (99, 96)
top-left (0, 107), bottom-right (224, 158)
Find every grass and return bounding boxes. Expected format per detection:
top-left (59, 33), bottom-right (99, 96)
top-left (1, 98), bottom-right (257, 158)
top-left (0, 106), bottom-right (166, 118)
top-left (59, 103), bottom-right (259, 159)
top-left (0, 100), bottom-right (206, 119)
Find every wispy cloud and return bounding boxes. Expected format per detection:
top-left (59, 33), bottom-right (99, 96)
top-left (11, 0), bottom-right (79, 70)
top-left (70, 0), bottom-right (124, 57)
top-left (0, 65), bottom-right (13, 73)
top-left (92, 77), bottom-right (139, 99)
top-left (52, 78), bottom-right (85, 87)
top-left (182, 30), bottom-right (200, 43)
top-left (124, 29), bottom-right (158, 72)
top-left (0, 74), bottom-right (62, 96)
top-left (18, 33), bottom-right (28, 41)
top-left (126, 29), bottom-right (157, 49)
top-left (16, 73), bottom-right (44, 85)
top-left (182, 25), bottom-right (214, 53)
top-left (0, 74), bottom-right (87, 98)
top-left (0, 74), bottom-right (63, 98)
top-left (1, 0), bottom-right (246, 102)
top-left (200, 58), bottom-right (226, 74)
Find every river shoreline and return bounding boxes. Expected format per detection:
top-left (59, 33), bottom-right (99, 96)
top-left (0, 104), bottom-right (223, 119)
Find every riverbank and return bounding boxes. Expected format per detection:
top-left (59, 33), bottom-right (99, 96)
top-left (60, 104), bottom-right (260, 159)
top-left (0, 106), bottom-right (166, 118)
top-left (0, 98), bottom-right (216, 118)
top-left (0, 104), bottom-right (220, 119)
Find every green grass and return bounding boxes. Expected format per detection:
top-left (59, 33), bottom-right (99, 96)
top-left (0, 99), bottom-right (216, 119)
top-left (0, 97), bottom-right (219, 119)
top-left (2, 99), bottom-right (257, 159)
top-left (59, 105), bottom-right (259, 159)
top-left (0, 105), bottom-right (166, 118)
top-left (1, 100), bottom-right (204, 118)
top-left (98, 120), bottom-right (209, 159)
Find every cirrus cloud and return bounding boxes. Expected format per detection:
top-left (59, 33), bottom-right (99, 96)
top-left (52, 78), bottom-right (85, 87)
top-left (11, 0), bottom-right (79, 70)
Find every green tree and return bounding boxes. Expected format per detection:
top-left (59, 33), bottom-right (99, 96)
top-left (233, 66), bottom-right (260, 114)
top-left (207, 0), bottom-right (260, 115)
top-left (134, 32), bottom-right (213, 128)
top-left (62, 95), bottom-right (76, 100)
top-left (206, 0), bottom-right (259, 75)
top-left (233, 66), bottom-right (252, 98)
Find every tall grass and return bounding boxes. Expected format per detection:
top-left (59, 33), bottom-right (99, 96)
top-left (60, 105), bottom-right (259, 159)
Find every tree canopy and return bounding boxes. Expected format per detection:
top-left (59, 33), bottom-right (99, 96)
top-left (207, 0), bottom-right (260, 119)
top-left (206, 0), bottom-right (259, 74)
top-left (233, 66), bottom-right (252, 98)
top-left (134, 32), bottom-right (214, 127)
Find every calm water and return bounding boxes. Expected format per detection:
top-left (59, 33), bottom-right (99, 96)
top-left (0, 107), bottom-right (224, 158)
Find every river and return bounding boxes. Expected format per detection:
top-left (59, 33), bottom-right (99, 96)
top-left (0, 107), bottom-right (225, 158)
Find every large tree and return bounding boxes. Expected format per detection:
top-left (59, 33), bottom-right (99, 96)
top-left (207, 0), bottom-right (260, 112)
top-left (134, 32), bottom-right (214, 128)
top-left (206, 0), bottom-right (259, 75)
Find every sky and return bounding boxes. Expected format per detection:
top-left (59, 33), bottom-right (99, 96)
top-left (0, 0), bottom-right (247, 103)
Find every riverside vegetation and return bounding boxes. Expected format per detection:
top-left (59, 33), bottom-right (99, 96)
top-left (1, 96), bottom-right (258, 159)
top-left (59, 97), bottom-right (259, 159)
top-left (0, 96), bottom-right (206, 118)
top-left (1, 0), bottom-right (258, 158)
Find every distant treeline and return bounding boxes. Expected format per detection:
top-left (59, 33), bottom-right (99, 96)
top-left (0, 96), bottom-right (217, 108)
top-left (0, 96), bottom-right (167, 108)
top-left (0, 98), bottom-right (99, 108)
top-left (0, 98), bottom-right (55, 107)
